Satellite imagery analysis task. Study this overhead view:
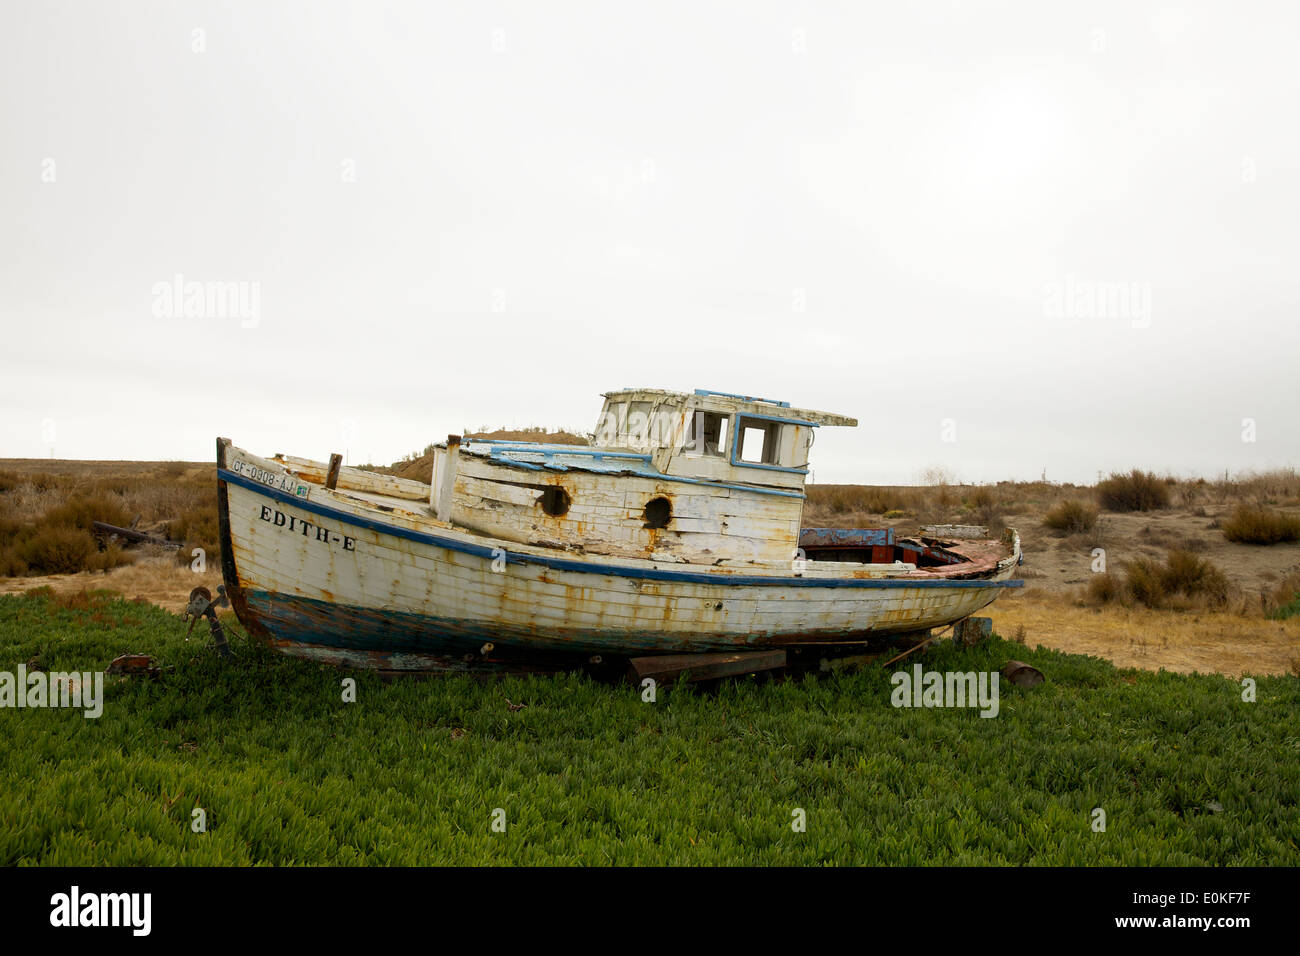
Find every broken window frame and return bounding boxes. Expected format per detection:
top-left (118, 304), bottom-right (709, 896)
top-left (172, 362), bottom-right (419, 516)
top-left (729, 414), bottom-right (813, 473)
top-left (682, 410), bottom-right (731, 458)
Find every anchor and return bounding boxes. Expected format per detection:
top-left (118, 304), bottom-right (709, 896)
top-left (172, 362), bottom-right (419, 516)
top-left (183, 585), bottom-right (232, 659)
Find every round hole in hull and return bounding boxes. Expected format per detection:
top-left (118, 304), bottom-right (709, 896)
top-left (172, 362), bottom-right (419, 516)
top-left (644, 496), bottom-right (672, 529)
top-left (540, 486), bottom-right (570, 517)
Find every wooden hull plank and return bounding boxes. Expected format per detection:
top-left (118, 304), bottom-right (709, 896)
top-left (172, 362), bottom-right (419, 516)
top-left (627, 651), bottom-right (787, 684)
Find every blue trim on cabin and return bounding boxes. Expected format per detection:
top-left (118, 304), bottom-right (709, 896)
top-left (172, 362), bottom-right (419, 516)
top-left (468, 441), bottom-right (652, 461)
top-left (219, 468), bottom-right (1023, 591)
top-left (694, 388), bottom-right (791, 408)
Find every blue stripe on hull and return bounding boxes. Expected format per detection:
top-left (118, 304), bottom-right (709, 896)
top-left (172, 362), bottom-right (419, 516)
top-left (242, 590), bottom-right (956, 658)
top-left (245, 589), bottom-right (585, 672)
top-left (246, 589), bottom-right (750, 656)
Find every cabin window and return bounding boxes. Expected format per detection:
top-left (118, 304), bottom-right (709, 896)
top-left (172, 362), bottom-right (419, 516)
top-left (594, 403), bottom-right (625, 446)
top-left (651, 409), bottom-right (677, 450)
top-left (684, 412), bottom-right (729, 457)
top-left (626, 401), bottom-right (653, 449)
top-left (735, 417), bottom-right (782, 465)
top-left (539, 486), bottom-right (570, 517)
top-left (643, 496), bottom-right (672, 529)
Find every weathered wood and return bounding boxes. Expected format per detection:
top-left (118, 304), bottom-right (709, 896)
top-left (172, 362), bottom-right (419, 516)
top-left (627, 650), bottom-right (787, 684)
top-left (224, 470), bottom-right (1019, 647)
top-left (325, 453), bottom-right (343, 491)
top-left (449, 451), bottom-right (805, 564)
top-left (818, 651), bottom-right (882, 673)
top-left (91, 521), bottom-right (180, 549)
top-left (880, 630), bottom-right (939, 668)
top-left (921, 524), bottom-right (989, 539)
top-left (276, 453), bottom-right (431, 500)
top-left (953, 616), bottom-right (993, 646)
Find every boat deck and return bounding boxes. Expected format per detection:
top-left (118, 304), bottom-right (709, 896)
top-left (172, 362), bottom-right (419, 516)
top-left (268, 454), bottom-right (1014, 580)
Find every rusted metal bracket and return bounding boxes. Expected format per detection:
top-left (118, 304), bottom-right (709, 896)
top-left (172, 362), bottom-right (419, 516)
top-left (183, 585), bottom-right (232, 659)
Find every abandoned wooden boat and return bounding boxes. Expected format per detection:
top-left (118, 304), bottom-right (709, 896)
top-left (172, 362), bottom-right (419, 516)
top-left (215, 388), bottom-right (1022, 672)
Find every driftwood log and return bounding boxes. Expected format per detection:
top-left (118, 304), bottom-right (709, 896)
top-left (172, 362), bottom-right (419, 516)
top-left (91, 521), bottom-right (180, 550)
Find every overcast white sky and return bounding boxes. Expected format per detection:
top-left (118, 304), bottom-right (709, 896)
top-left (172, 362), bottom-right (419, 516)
top-left (2, 1), bottom-right (1296, 484)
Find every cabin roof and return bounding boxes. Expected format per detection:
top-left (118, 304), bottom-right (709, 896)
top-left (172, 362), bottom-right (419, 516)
top-left (601, 388), bottom-right (858, 428)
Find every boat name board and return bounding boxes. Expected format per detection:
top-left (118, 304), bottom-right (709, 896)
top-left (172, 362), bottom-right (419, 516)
top-left (259, 505), bottom-right (356, 551)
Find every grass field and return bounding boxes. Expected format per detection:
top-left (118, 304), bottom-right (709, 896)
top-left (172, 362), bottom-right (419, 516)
top-left (2, 589), bottom-right (1297, 865)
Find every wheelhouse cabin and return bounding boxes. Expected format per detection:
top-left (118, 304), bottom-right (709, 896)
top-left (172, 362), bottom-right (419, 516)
top-left (429, 389), bottom-right (856, 565)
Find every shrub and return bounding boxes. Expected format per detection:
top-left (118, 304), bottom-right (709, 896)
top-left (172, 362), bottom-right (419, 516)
top-left (1221, 505), bottom-right (1300, 545)
top-left (1123, 557), bottom-right (1168, 607)
top-left (864, 488), bottom-right (913, 513)
top-left (168, 505), bottom-right (216, 544)
top-left (1086, 572), bottom-right (1126, 605)
top-left (1266, 572), bottom-right (1300, 620)
top-left (1161, 549), bottom-right (1231, 605)
top-left (26, 473), bottom-right (70, 494)
top-left (43, 494), bottom-right (132, 532)
top-left (1118, 549), bottom-right (1232, 609)
top-left (963, 486), bottom-right (1001, 529)
top-left (807, 485), bottom-right (916, 516)
top-left (87, 542), bottom-right (133, 573)
top-left (0, 516), bottom-right (24, 547)
top-left (19, 528), bottom-right (96, 574)
top-left (1096, 470), bottom-right (1170, 512)
top-left (0, 547), bottom-right (27, 577)
top-left (1043, 500), bottom-right (1098, 534)
top-left (169, 501), bottom-right (220, 566)
top-left (1089, 550), bottom-right (1234, 610)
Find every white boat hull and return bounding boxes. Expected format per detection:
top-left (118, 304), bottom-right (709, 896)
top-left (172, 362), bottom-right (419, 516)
top-left (217, 441), bottom-right (1022, 671)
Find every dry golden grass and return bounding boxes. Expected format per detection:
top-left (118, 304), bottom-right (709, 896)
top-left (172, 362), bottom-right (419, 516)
top-left (0, 552), bottom-right (223, 614)
top-left (989, 587), bottom-right (1300, 677)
